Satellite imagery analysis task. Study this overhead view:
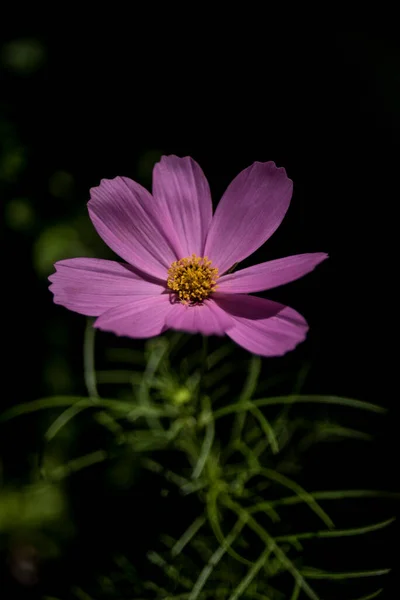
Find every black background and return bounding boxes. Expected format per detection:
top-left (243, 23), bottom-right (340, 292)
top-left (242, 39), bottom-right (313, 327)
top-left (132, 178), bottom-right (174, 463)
top-left (1, 24), bottom-right (399, 598)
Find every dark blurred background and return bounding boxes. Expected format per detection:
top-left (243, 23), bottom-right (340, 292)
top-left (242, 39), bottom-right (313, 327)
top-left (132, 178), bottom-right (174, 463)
top-left (1, 24), bottom-right (399, 598)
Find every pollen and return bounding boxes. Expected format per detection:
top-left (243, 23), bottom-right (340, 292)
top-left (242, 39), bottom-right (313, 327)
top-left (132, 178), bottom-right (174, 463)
top-left (167, 254), bottom-right (219, 304)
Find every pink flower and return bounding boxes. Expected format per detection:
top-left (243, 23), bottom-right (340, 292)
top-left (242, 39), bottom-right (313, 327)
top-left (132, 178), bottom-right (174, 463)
top-left (49, 156), bottom-right (327, 356)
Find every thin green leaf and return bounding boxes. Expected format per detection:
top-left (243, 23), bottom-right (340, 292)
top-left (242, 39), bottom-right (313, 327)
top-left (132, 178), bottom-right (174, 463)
top-left (139, 338), bottom-right (169, 429)
top-left (250, 468), bottom-right (334, 529)
top-left (253, 396), bottom-right (386, 413)
top-left (301, 567), bottom-right (390, 579)
top-left (239, 356), bottom-right (262, 403)
top-left (224, 497), bottom-right (321, 600)
top-left (45, 403), bottom-right (88, 441)
top-left (126, 404), bottom-right (179, 420)
top-left (141, 457), bottom-right (191, 488)
top-left (275, 517), bottom-right (395, 542)
top-left (249, 406), bottom-right (279, 454)
top-left (94, 411), bottom-right (124, 437)
top-left (350, 590), bottom-right (383, 600)
top-left (207, 344), bottom-right (234, 369)
top-left (172, 516), bottom-right (206, 557)
top-left (228, 440), bottom-right (261, 471)
top-left (189, 517), bottom-right (247, 600)
top-left (203, 363), bottom-right (234, 389)
top-left (147, 551), bottom-right (193, 589)
top-left (167, 331), bottom-right (188, 355)
top-left (42, 400), bottom-right (176, 441)
top-left (269, 489), bottom-right (400, 507)
top-left (180, 480), bottom-right (209, 496)
top-left (0, 396), bottom-right (86, 420)
top-left (83, 318), bottom-right (98, 398)
top-left (72, 588), bottom-right (93, 600)
top-left (290, 581), bottom-right (301, 600)
top-left (228, 546), bottom-right (272, 600)
top-left (44, 450), bottom-right (108, 481)
top-left (230, 356), bottom-right (262, 443)
top-left (206, 486), bottom-right (251, 566)
top-left (0, 396), bottom-right (176, 422)
top-left (212, 395), bottom-right (386, 422)
top-left (299, 424), bottom-right (373, 449)
top-left (209, 384), bottom-right (230, 403)
top-left (193, 397), bottom-right (215, 479)
top-left (293, 362), bottom-right (312, 394)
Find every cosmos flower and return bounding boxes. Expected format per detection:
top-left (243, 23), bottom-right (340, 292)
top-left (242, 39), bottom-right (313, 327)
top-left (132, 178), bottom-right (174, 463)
top-left (49, 156), bottom-right (327, 356)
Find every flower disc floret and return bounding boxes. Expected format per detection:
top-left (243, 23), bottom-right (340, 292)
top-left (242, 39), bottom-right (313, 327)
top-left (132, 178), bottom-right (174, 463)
top-left (167, 254), bottom-right (219, 304)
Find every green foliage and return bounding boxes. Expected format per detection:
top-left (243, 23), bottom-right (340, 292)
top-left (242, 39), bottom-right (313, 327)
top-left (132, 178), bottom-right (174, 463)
top-left (1, 326), bottom-right (397, 599)
top-left (0, 483), bottom-right (66, 532)
top-left (1, 38), bottom-right (45, 74)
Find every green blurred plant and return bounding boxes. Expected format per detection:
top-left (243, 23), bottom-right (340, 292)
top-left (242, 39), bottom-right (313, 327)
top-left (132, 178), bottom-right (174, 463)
top-left (1, 323), bottom-right (397, 600)
top-left (1, 38), bottom-right (45, 75)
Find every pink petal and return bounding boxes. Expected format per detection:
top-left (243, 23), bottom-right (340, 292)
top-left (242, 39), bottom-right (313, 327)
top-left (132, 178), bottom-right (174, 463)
top-left (165, 299), bottom-right (233, 336)
top-left (88, 176), bottom-right (182, 280)
top-left (49, 258), bottom-right (165, 316)
top-left (204, 162), bottom-right (293, 275)
top-left (152, 155), bottom-right (213, 257)
top-left (217, 253), bottom-right (328, 294)
top-left (94, 294), bottom-right (173, 338)
top-left (213, 293), bottom-right (308, 357)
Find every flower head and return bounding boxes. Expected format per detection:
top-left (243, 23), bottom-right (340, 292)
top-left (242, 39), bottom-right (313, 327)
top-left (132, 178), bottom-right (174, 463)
top-left (49, 156), bottom-right (327, 356)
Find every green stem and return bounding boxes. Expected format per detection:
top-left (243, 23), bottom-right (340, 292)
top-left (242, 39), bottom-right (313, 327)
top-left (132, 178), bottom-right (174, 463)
top-left (200, 335), bottom-right (208, 379)
top-left (84, 318), bottom-right (98, 398)
top-left (41, 321), bottom-right (99, 442)
top-left (139, 339), bottom-right (168, 430)
top-left (192, 395), bottom-right (214, 479)
top-left (230, 356), bottom-right (261, 445)
top-left (196, 335), bottom-right (209, 403)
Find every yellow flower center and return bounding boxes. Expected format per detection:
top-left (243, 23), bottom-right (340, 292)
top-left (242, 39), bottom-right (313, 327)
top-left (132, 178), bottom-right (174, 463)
top-left (167, 254), bottom-right (219, 304)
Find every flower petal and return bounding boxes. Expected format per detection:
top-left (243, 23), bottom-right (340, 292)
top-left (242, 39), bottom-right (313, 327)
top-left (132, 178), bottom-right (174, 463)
top-left (88, 176), bottom-right (181, 279)
top-left (217, 253), bottom-right (328, 294)
top-left (49, 257), bottom-right (165, 316)
top-left (205, 162), bottom-right (293, 274)
top-left (165, 299), bottom-right (233, 336)
top-left (152, 155), bottom-right (213, 257)
top-left (94, 294), bottom-right (172, 338)
top-left (213, 293), bottom-right (308, 357)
